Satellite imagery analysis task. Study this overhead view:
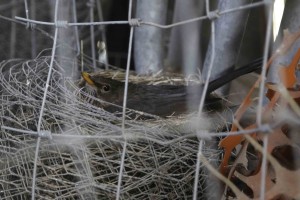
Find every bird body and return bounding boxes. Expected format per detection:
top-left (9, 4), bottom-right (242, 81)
top-left (81, 74), bottom-right (206, 116)
top-left (80, 58), bottom-right (262, 117)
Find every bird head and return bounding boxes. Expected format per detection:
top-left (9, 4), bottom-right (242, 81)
top-left (81, 71), bottom-right (125, 106)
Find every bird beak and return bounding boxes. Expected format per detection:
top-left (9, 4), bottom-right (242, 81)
top-left (81, 72), bottom-right (95, 86)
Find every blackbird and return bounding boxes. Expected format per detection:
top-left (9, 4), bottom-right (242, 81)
top-left (80, 58), bottom-right (262, 117)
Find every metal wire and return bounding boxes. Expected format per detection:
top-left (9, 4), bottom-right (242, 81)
top-left (0, 0), bottom-right (288, 199)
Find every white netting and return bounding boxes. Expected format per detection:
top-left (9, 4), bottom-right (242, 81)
top-left (0, 56), bottom-right (226, 199)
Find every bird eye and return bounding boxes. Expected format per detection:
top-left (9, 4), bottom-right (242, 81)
top-left (101, 84), bottom-right (111, 93)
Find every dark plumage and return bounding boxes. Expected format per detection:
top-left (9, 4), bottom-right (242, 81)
top-left (80, 58), bottom-right (262, 117)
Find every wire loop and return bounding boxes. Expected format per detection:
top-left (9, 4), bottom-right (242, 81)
top-left (207, 10), bottom-right (220, 20)
top-left (129, 18), bottom-right (142, 27)
top-left (26, 22), bottom-right (36, 30)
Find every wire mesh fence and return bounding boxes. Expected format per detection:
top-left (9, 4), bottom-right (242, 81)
top-left (0, 0), bottom-right (300, 199)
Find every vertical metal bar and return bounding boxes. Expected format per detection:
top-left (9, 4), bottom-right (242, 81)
top-left (116, 1), bottom-right (134, 198)
top-left (257, 2), bottom-right (273, 200)
top-left (31, 0), bottom-right (60, 199)
top-left (134, 0), bottom-right (167, 74)
top-left (89, 0), bottom-right (96, 69)
top-left (30, 0), bottom-right (37, 58)
top-left (193, 1), bottom-right (217, 199)
top-left (72, 0), bottom-right (80, 56)
top-left (95, 0), bottom-right (108, 69)
top-left (193, 140), bottom-right (203, 200)
top-left (10, 0), bottom-right (17, 58)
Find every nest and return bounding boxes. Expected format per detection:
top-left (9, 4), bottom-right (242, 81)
top-left (0, 56), bottom-right (229, 199)
top-left (89, 67), bottom-right (203, 86)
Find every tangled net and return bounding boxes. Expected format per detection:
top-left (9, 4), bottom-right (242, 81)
top-left (0, 56), bottom-right (228, 199)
